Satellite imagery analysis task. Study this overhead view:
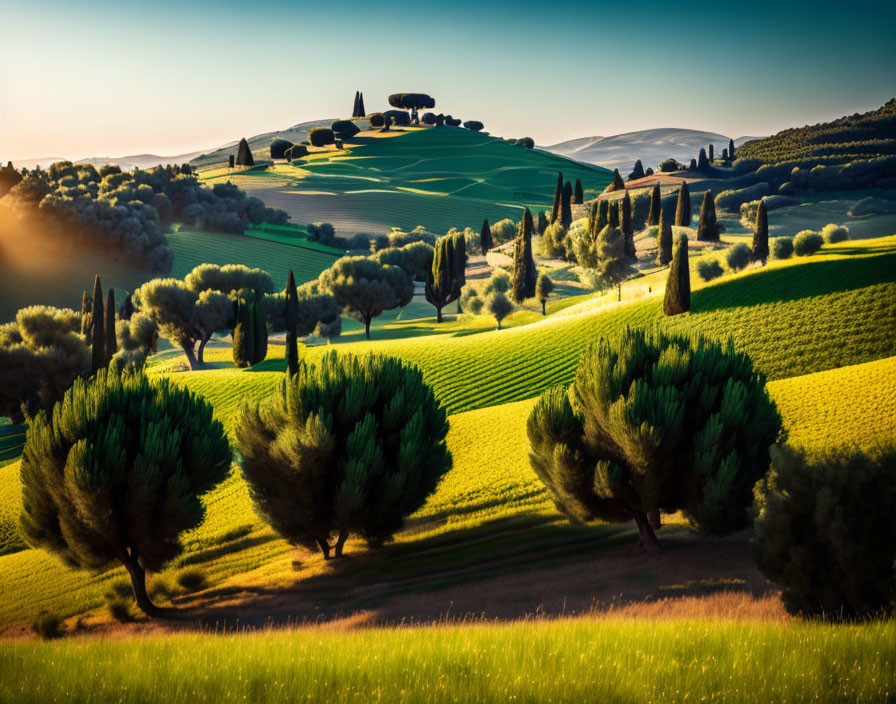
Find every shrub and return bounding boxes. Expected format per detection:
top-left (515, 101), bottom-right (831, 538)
top-left (176, 568), bottom-right (207, 593)
top-left (107, 599), bottom-right (132, 622)
top-left (726, 243), bottom-right (752, 271)
top-left (463, 121), bottom-right (484, 131)
top-left (147, 576), bottom-right (179, 604)
top-left (31, 611), bottom-right (63, 639)
top-left (528, 327), bottom-right (781, 551)
top-left (752, 443), bottom-right (896, 620)
top-left (331, 120), bottom-right (360, 140)
top-left (848, 196), bottom-right (896, 217)
top-left (697, 259), bottom-right (724, 282)
top-left (793, 230), bottom-right (824, 256)
top-left (658, 158), bottom-right (681, 172)
top-left (237, 352), bottom-right (451, 558)
top-left (367, 113), bottom-right (385, 128)
top-left (384, 110), bottom-right (411, 126)
top-left (18, 372), bottom-right (231, 616)
top-left (285, 145), bottom-right (308, 161)
top-left (772, 237), bottom-right (794, 259)
top-left (270, 139), bottom-right (294, 159)
top-left (489, 218), bottom-right (517, 243)
top-left (306, 222), bottom-right (337, 246)
top-left (715, 183), bottom-right (772, 211)
top-left (309, 128), bottom-right (336, 147)
top-left (485, 269), bottom-right (511, 295)
top-left (821, 223), bottom-right (849, 244)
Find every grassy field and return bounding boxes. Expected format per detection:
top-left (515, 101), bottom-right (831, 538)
top-left (200, 127), bottom-right (613, 235)
top-left (3, 620), bottom-right (895, 703)
top-left (0, 227), bottom-right (339, 323)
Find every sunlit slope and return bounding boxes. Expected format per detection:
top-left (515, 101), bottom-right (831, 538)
top-left (204, 127), bottom-right (613, 235)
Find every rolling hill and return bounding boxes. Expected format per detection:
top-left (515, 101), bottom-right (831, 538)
top-left (543, 129), bottom-right (756, 171)
top-left (198, 126), bottom-right (612, 236)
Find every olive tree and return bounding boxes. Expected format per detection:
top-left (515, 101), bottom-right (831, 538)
top-left (527, 327), bottom-right (782, 552)
top-left (236, 352), bottom-right (450, 558)
top-left (19, 371), bottom-right (232, 616)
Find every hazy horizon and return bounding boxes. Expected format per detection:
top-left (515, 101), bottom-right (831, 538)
top-left (3, 0), bottom-right (895, 163)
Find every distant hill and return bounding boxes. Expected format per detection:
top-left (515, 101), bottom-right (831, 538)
top-left (735, 99), bottom-right (896, 165)
top-left (543, 128), bottom-right (759, 172)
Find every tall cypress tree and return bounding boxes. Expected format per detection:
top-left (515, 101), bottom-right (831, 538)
top-left (252, 289), bottom-right (268, 364)
top-left (426, 234), bottom-right (466, 322)
top-left (696, 190), bottom-right (718, 241)
top-left (621, 191), bottom-right (635, 258)
top-left (285, 270), bottom-right (300, 374)
top-left (480, 219), bottom-right (493, 255)
top-left (608, 169), bottom-right (625, 191)
top-left (573, 179), bottom-right (584, 204)
top-left (596, 198), bottom-right (609, 232)
top-left (104, 288), bottom-right (117, 365)
top-left (550, 172), bottom-right (563, 223)
top-left (728, 138), bottom-right (735, 161)
top-left (648, 184), bottom-right (661, 226)
top-left (560, 182), bottom-right (573, 228)
top-left (233, 294), bottom-right (255, 368)
top-left (608, 199), bottom-right (620, 227)
top-left (453, 233), bottom-right (467, 313)
top-left (352, 91), bottom-right (360, 118)
top-left (752, 200), bottom-right (769, 263)
top-left (630, 160), bottom-right (645, 181)
top-left (697, 148), bottom-right (709, 170)
top-left (90, 275), bottom-right (105, 374)
top-left (656, 209), bottom-right (673, 266)
top-left (236, 138), bottom-right (254, 166)
top-left (709, 144), bottom-right (715, 163)
top-left (357, 92), bottom-right (365, 117)
top-left (80, 290), bottom-right (92, 337)
top-left (512, 209), bottom-right (536, 302)
top-left (674, 183), bottom-right (691, 227)
top-left (663, 234), bottom-right (691, 316)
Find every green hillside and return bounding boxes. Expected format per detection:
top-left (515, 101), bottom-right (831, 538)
top-left (200, 127), bottom-right (612, 235)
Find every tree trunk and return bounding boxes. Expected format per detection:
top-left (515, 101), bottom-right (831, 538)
top-left (182, 342), bottom-right (201, 371)
top-left (364, 318), bottom-right (371, 339)
top-left (497, 319), bottom-right (502, 330)
top-left (436, 306), bottom-right (443, 323)
top-left (617, 283), bottom-right (622, 302)
top-left (541, 300), bottom-right (546, 315)
top-left (648, 509), bottom-right (662, 530)
top-left (456, 299), bottom-right (461, 314)
top-left (197, 335), bottom-right (210, 365)
top-left (316, 538), bottom-right (331, 560)
top-left (633, 512), bottom-right (661, 554)
top-left (121, 549), bottom-right (160, 617)
top-left (334, 529), bottom-right (348, 558)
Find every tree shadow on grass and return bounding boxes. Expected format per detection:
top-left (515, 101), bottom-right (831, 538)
top-left (691, 251), bottom-right (896, 313)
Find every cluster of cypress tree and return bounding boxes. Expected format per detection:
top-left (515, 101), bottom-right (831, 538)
top-left (82, 275), bottom-right (117, 374)
top-left (351, 91), bottom-right (367, 118)
top-left (550, 172), bottom-right (563, 223)
top-left (511, 209), bottom-right (537, 302)
top-left (560, 181), bottom-right (572, 228)
top-left (607, 169), bottom-right (625, 191)
top-left (233, 289), bottom-right (268, 367)
top-left (674, 183), bottom-right (691, 227)
top-left (425, 232), bottom-right (467, 321)
top-left (696, 190), bottom-right (719, 241)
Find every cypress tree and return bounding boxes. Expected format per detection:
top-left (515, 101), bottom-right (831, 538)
top-left (696, 190), bottom-right (718, 241)
top-left (648, 184), bottom-right (661, 226)
top-left (689, 158), bottom-right (697, 171)
top-left (453, 233), bottom-right (467, 314)
top-left (104, 288), bottom-right (117, 365)
top-left (80, 290), bottom-right (92, 337)
top-left (621, 191), bottom-right (635, 258)
top-left (608, 199), bottom-right (620, 227)
top-left (752, 200), bottom-right (769, 263)
top-left (708, 144), bottom-right (714, 162)
top-left (697, 148), bottom-right (709, 170)
top-left (90, 275), bottom-right (105, 374)
top-left (674, 183), bottom-right (691, 227)
top-left (608, 169), bottom-right (625, 191)
top-left (630, 160), bottom-right (645, 181)
top-left (728, 138), bottom-right (735, 161)
top-left (573, 179), bottom-right (584, 204)
top-left (596, 198), bottom-right (609, 232)
top-left (663, 234), bottom-right (690, 316)
top-left (656, 209), bottom-right (673, 265)
top-left (480, 219), bottom-right (494, 255)
top-left (232, 296), bottom-right (254, 368)
top-left (425, 234), bottom-right (466, 322)
top-left (228, 154), bottom-right (235, 168)
top-left (721, 148), bottom-right (728, 161)
top-left (512, 208), bottom-right (536, 302)
top-left (550, 172), bottom-right (563, 223)
top-left (252, 289), bottom-right (268, 364)
top-left (285, 269), bottom-right (300, 375)
top-left (352, 91), bottom-right (359, 118)
top-left (236, 138), bottom-right (254, 166)
top-left (358, 92), bottom-right (365, 117)
top-left (560, 182), bottom-right (572, 228)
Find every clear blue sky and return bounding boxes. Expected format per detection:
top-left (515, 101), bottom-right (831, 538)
top-left (2, 0), bottom-right (895, 161)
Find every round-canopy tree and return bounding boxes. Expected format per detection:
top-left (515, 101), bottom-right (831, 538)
top-left (270, 139), bottom-right (295, 159)
top-left (236, 352), bottom-right (451, 558)
top-left (318, 257), bottom-right (413, 339)
top-left (331, 120), bottom-right (361, 141)
top-left (463, 120), bottom-right (484, 131)
top-left (19, 371), bottom-right (232, 615)
top-left (309, 128), bottom-right (336, 148)
top-left (527, 327), bottom-right (782, 552)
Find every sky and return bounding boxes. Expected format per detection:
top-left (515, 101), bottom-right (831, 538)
top-left (1, 0), bottom-right (895, 161)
